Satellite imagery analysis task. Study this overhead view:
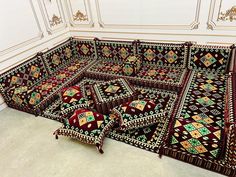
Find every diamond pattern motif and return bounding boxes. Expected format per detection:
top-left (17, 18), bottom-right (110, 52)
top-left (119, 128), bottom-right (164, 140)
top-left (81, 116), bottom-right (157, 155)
top-left (105, 85), bottom-right (120, 93)
top-left (144, 49), bottom-right (156, 61)
top-left (189, 45), bottom-right (231, 72)
top-left (101, 46), bottom-right (111, 57)
top-left (80, 44), bottom-right (89, 55)
top-left (200, 53), bottom-right (217, 67)
top-left (138, 43), bottom-right (187, 67)
top-left (169, 71), bottom-right (226, 159)
top-left (164, 50), bottom-right (178, 63)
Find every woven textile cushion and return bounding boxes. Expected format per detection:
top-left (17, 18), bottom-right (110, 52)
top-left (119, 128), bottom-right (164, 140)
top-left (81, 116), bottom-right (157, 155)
top-left (75, 39), bottom-right (95, 59)
top-left (167, 71), bottom-right (227, 159)
top-left (86, 59), bottom-right (123, 76)
top-left (34, 59), bottom-right (89, 97)
top-left (122, 55), bottom-right (142, 76)
top-left (53, 109), bottom-right (116, 153)
top-left (95, 40), bottom-right (134, 61)
top-left (60, 86), bottom-right (88, 115)
top-left (137, 42), bottom-right (188, 68)
top-left (43, 39), bottom-right (76, 74)
top-left (0, 54), bottom-right (48, 101)
top-left (7, 84), bottom-right (42, 108)
top-left (170, 118), bottom-right (223, 159)
top-left (90, 78), bottom-right (138, 114)
top-left (112, 99), bottom-right (165, 131)
top-left (188, 45), bottom-right (232, 73)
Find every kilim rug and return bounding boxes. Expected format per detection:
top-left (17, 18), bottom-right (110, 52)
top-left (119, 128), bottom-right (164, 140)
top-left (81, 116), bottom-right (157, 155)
top-left (43, 77), bottom-right (177, 153)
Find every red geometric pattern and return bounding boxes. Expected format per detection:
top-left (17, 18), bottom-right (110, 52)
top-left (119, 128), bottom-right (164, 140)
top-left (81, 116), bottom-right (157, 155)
top-left (95, 40), bottom-right (134, 61)
top-left (138, 42), bottom-right (188, 68)
top-left (168, 71), bottom-right (227, 159)
top-left (44, 39), bottom-right (76, 74)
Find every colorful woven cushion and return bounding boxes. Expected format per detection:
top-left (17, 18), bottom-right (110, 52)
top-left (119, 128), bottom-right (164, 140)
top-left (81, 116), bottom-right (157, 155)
top-left (90, 78), bottom-right (138, 114)
top-left (188, 45), bottom-right (232, 73)
top-left (60, 86), bottom-right (88, 115)
top-left (137, 42), bottom-right (188, 68)
top-left (53, 109), bottom-right (116, 153)
top-left (95, 40), bottom-right (134, 61)
top-left (112, 99), bottom-right (165, 130)
top-left (170, 118), bottom-right (223, 159)
top-left (122, 55), bottom-right (142, 76)
top-left (7, 84), bottom-right (42, 108)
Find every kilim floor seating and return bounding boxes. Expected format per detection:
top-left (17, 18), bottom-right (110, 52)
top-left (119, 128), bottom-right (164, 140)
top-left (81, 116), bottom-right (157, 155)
top-left (85, 39), bottom-right (189, 92)
top-left (0, 37), bottom-right (236, 176)
top-left (0, 38), bottom-right (96, 115)
top-left (160, 44), bottom-right (236, 176)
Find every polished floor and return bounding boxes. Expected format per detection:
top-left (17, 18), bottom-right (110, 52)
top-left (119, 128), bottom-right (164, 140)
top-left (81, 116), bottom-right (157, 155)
top-left (0, 108), bottom-right (225, 177)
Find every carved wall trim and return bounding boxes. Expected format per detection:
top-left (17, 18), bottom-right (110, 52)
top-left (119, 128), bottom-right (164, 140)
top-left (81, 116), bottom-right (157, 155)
top-left (218, 5), bottom-right (236, 22)
top-left (207, 0), bottom-right (236, 30)
top-left (95, 0), bottom-right (201, 30)
top-left (0, 31), bottom-right (68, 70)
top-left (65, 0), bottom-right (94, 27)
top-left (0, 0), bottom-right (43, 56)
top-left (38, 0), bottom-right (67, 34)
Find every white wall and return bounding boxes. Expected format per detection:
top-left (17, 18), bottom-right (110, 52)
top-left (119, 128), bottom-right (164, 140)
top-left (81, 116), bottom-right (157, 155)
top-left (1, 0), bottom-right (236, 111)
top-left (0, 0), bottom-right (70, 110)
top-left (68, 0), bottom-right (236, 44)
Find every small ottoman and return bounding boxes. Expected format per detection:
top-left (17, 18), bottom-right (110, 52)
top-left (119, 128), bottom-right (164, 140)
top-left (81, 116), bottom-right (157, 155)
top-left (90, 78), bottom-right (138, 114)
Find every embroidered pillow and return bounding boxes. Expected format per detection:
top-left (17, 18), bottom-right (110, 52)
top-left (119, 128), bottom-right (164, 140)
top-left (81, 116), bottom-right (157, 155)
top-left (122, 55), bottom-right (142, 76)
top-left (112, 99), bottom-right (165, 131)
top-left (53, 109), bottom-right (116, 153)
top-left (60, 86), bottom-right (88, 115)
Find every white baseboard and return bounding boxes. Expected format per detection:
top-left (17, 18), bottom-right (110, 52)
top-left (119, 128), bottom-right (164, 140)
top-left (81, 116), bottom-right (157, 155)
top-left (0, 102), bottom-right (7, 111)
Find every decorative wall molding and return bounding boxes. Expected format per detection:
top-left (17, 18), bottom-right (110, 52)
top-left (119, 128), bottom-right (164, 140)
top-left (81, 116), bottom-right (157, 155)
top-left (0, 31), bottom-right (69, 72)
top-left (65, 0), bottom-right (94, 27)
top-left (95, 0), bottom-right (201, 30)
top-left (49, 14), bottom-right (63, 27)
top-left (218, 5), bottom-right (236, 22)
top-left (207, 0), bottom-right (236, 30)
top-left (0, 0), bottom-right (43, 56)
top-left (38, 0), bottom-right (67, 34)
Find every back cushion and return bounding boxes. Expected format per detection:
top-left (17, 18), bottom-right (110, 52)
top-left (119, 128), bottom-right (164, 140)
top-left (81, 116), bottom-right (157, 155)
top-left (188, 44), bottom-right (232, 73)
top-left (43, 38), bottom-right (76, 74)
top-left (96, 39), bottom-right (135, 61)
top-left (0, 54), bottom-right (48, 100)
top-left (74, 39), bottom-right (96, 59)
top-left (137, 42), bottom-right (188, 68)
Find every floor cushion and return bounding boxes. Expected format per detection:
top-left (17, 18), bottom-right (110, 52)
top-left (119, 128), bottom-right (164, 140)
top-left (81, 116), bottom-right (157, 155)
top-left (90, 78), bottom-right (138, 114)
top-left (166, 71), bottom-right (227, 159)
top-left (122, 55), bottom-right (142, 76)
top-left (112, 99), bottom-right (165, 131)
top-left (53, 108), bottom-right (117, 153)
top-left (60, 86), bottom-right (88, 115)
top-left (86, 59), bottom-right (187, 91)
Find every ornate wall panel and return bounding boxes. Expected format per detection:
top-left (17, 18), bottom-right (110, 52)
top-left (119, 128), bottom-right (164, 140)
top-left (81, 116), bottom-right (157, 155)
top-left (95, 0), bottom-right (201, 30)
top-left (0, 0), bottom-right (43, 56)
top-left (38, 0), bottom-right (67, 34)
top-left (65, 0), bottom-right (93, 27)
top-left (208, 0), bottom-right (236, 30)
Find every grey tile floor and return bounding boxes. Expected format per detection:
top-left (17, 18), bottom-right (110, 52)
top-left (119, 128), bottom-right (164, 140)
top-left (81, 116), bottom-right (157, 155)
top-left (0, 108), bottom-right (225, 177)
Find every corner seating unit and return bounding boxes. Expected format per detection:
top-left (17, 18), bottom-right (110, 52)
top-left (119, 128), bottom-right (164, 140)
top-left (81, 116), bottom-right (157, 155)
top-left (0, 37), bottom-right (236, 176)
top-left (0, 38), bottom-right (96, 115)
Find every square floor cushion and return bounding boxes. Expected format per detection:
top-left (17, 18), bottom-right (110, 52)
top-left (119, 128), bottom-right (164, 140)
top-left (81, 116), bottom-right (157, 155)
top-left (53, 109), bottom-right (117, 153)
top-left (90, 78), bottom-right (138, 114)
top-left (60, 86), bottom-right (89, 115)
top-left (111, 99), bottom-right (166, 131)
